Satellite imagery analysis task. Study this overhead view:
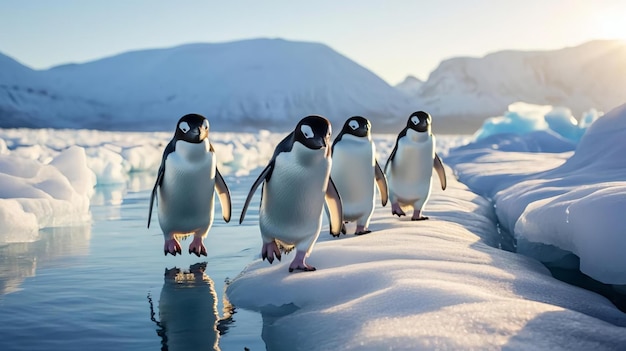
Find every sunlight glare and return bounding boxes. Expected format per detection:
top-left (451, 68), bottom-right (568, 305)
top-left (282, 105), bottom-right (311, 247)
top-left (595, 9), bottom-right (626, 40)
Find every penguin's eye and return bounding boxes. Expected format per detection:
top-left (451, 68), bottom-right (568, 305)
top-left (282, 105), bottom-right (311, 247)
top-left (349, 120), bottom-right (359, 130)
top-left (202, 119), bottom-right (209, 129)
top-left (301, 125), bottom-right (314, 139)
top-left (179, 121), bottom-right (190, 133)
top-left (411, 116), bottom-right (419, 125)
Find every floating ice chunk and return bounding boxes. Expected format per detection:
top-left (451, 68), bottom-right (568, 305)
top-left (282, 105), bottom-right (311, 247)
top-left (0, 146), bottom-right (96, 243)
top-left (0, 199), bottom-right (40, 242)
top-left (473, 102), bottom-right (602, 143)
top-left (120, 144), bottom-right (162, 172)
top-left (544, 107), bottom-right (580, 141)
top-left (85, 146), bottom-right (129, 184)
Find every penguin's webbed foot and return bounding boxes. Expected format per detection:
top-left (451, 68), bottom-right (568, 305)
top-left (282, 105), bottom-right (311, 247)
top-left (164, 238), bottom-right (182, 256)
top-left (289, 266), bottom-right (317, 273)
top-left (288, 251), bottom-right (316, 273)
top-left (355, 225), bottom-right (371, 235)
top-left (188, 236), bottom-right (207, 257)
top-left (262, 241), bottom-right (281, 264)
top-left (411, 210), bottom-right (429, 221)
top-left (391, 202), bottom-right (406, 217)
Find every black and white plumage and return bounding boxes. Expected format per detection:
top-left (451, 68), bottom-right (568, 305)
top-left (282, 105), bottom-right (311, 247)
top-left (384, 111), bottom-right (446, 221)
top-left (330, 116), bottom-right (388, 235)
top-left (239, 115), bottom-right (342, 272)
top-left (148, 113), bottom-right (231, 257)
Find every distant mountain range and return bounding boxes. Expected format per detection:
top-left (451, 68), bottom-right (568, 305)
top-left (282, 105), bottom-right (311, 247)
top-left (410, 39), bottom-right (626, 133)
top-left (1, 38), bottom-right (625, 133)
top-left (0, 39), bottom-right (412, 132)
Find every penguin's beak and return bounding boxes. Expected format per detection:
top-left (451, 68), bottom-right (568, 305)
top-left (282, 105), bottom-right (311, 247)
top-left (308, 136), bottom-right (327, 149)
top-left (188, 126), bottom-right (208, 143)
top-left (356, 124), bottom-right (369, 137)
top-left (416, 121), bottom-right (429, 132)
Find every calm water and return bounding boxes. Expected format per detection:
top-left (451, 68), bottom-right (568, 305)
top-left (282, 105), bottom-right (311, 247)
top-left (0, 172), bottom-right (266, 351)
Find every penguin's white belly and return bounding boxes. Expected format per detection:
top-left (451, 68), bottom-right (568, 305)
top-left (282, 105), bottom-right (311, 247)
top-left (158, 154), bottom-right (216, 235)
top-left (331, 141), bottom-right (375, 220)
top-left (388, 141), bottom-right (434, 203)
top-left (260, 152), bottom-right (330, 244)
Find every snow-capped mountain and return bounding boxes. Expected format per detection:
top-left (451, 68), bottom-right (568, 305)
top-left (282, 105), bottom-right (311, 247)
top-left (394, 75), bottom-right (424, 96)
top-left (1, 39), bottom-right (413, 132)
top-left (2, 38), bottom-right (625, 133)
top-left (412, 40), bottom-right (626, 132)
top-left (0, 53), bottom-right (118, 129)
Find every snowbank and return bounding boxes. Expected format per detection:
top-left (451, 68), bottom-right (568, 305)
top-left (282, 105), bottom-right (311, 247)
top-left (449, 103), bottom-right (626, 285)
top-left (227, 167), bottom-right (626, 350)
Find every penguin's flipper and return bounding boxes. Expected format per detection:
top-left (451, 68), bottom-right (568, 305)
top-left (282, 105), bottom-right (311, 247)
top-left (215, 168), bottom-right (232, 223)
top-left (384, 147), bottom-right (396, 174)
top-left (147, 170), bottom-right (162, 228)
top-left (148, 140), bottom-right (175, 228)
top-left (325, 177), bottom-right (343, 236)
top-left (384, 129), bottom-right (405, 174)
top-left (374, 159), bottom-right (389, 206)
top-left (239, 163), bottom-right (273, 224)
top-left (434, 153), bottom-right (447, 190)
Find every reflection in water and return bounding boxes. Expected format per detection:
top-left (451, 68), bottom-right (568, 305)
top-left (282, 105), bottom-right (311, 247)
top-left (150, 263), bottom-right (233, 351)
top-left (0, 224), bottom-right (91, 296)
top-left (257, 304), bottom-right (300, 351)
top-left (126, 171), bottom-right (156, 193)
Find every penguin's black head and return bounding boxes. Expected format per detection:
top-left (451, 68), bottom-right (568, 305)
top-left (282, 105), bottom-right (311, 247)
top-left (174, 114), bottom-right (210, 143)
top-left (341, 116), bottom-right (371, 138)
top-left (407, 111), bottom-right (432, 133)
top-left (295, 115), bottom-right (332, 150)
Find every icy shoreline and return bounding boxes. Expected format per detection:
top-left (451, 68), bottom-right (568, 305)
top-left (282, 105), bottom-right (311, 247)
top-left (226, 166), bottom-right (626, 350)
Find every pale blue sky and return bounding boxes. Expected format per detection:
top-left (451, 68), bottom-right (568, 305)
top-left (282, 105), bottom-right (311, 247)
top-left (1, 0), bottom-right (625, 84)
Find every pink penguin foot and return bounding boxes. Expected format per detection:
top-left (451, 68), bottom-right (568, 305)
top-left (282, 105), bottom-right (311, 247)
top-left (262, 241), bottom-right (282, 264)
top-left (411, 210), bottom-right (429, 221)
top-left (391, 202), bottom-right (406, 217)
top-left (355, 225), bottom-right (371, 235)
top-left (164, 238), bottom-right (182, 256)
top-left (188, 236), bottom-right (207, 257)
top-left (288, 251), bottom-right (316, 273)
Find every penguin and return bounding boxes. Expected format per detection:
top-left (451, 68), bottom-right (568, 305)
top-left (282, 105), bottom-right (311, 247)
top-left (384, 111), bottom-right (447, 221)
top-left (147, 113), bottom-right (231, 257)
top-left (330, 116), bottom-right (388, 235)
top-left (239, 115), bottom-right (342, 272)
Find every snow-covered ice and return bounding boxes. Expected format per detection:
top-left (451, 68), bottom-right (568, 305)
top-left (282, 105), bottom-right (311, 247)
top-left (226, 103), bottom-right (626, 349)
top-left (0, 146), bottom-right (95, 242)
top-left (448, 102), bottom-right (626, 286)
top-left (0, 101), bottom-right (625, 349)
top-left (228, 170), bottom-right (626, 350)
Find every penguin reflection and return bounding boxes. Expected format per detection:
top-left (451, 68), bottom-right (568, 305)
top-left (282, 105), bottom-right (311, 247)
top-left (155, 263), bottom-right (221, 351)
